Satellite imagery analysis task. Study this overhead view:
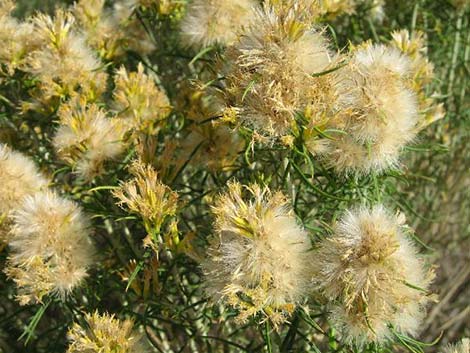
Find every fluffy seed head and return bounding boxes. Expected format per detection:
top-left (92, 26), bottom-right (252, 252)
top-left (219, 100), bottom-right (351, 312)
top-left (0, 1), bottom-right (41, 74)
top-left (442, 339), bottom-right (470, 353)
top-left (67, 311), bottom-right (148, 353)
top-left (5, 191), bottom-right (94, 305)
top-left (113, 63), bottom-right (171, 132)
top-left (53, 97), bottom-right (127, 180)
top-left (25, 10), bottom-right (107, 104)
top-left (202, 182), bottom-right (311, 326)
top-left (312, 205), bottom-right (434, 345)
top-left (73, 0), bottom-right (156, 59)
top-left (390, 30), bottom-right (445, 130)
top-left (222, 3), bottom-right (334, 139)
top-left (181, 0), bottom-right (258, 48)
top-left (0, 144), bottom-right (49, 215)
top-left (318, 43), bottom-right (419, 174)
top-left (73, 0), bottom-right (122, 59)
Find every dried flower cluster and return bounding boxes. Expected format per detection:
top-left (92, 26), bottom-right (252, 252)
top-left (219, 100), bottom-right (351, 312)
top-left (113, 160), bottom-right (178, 234)
top-left (53, 97), bottom-right (127, 179)
top-left (113, 63), bottom-right (171, 132)
top-left (24, 10), bottom-right (107, 108)
top-left (67, 311), bottom-right (147, 353)
top-left (311, 206), bottom-right (434, 345)
top-left (73, 0), bottom-right (156, 59)
top-left (201, 0), bottom-right (444, 173)
top-left (0, 144), bottom-right (49, 245)
top-left (306, 33), bottom-right (444, 174)
top-left (0, 144), bottom-right (49, 216)
top-left (202, 182), bottom-right (311, 326)
top-left (1, 143), bottom-right (94, 305)
top-left (221, 2), bottom-right (335, 139)
top-left (443, 339), bottom-right (470, 353)
top-left (0, 0), bottom-right (39, 74)
top-left (390, 29), bottom-right (445, 129)
top-left (313, 44), bottom-right (419, 173)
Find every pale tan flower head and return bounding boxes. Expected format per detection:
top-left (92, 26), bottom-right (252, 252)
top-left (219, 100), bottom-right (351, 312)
top-left (5, 191), bottom-right (94, 305)
top-left (0, 1), bottom-right (41, 74)
top-left (113, 160), bottom-right (178, 231)
top-left (0, 144), bottom-right (49, 215)
top-left (73, 0), bottom-right (155, 59)
top-left (312, 205), bottom-right (434, 345)
top-left (317, 43), bottom-right (419, 174)
top-left (67, 311), bottom-right (148, 353)
top-left (442, 338), bottom-right (470, 353)
top-left (53, 97), bottom-right (127, 180)
top-left (24, 10), bottom-right (107, 104)
top-left (222, 2), bottom-right (334, 139)
top-left (0, 144), bottom-right (49, 246)
top-left (181, 0), bottom-right (258, 48)
top-left (73, 0), bottom-right (122, 59)
top-left (203, 181), bottom-right (311, 327)
top-left (390, 29), bottom-right (445, 130)
top-left (113, 63), bottom-right (171, 132)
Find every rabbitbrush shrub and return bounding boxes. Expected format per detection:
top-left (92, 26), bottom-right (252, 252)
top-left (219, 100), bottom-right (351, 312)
top-left (0, 0), bottom-right (468, 352)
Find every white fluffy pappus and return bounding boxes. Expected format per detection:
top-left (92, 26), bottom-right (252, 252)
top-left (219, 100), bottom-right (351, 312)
top-left (311, 205), bottom-right (434, 346)
top-left (318, 43), bottom-right (420, 174)
top-left (442, 338), bottom-right (470, 353)
top-left (25, 10), bottom-right (107, 103)
top-left (0, 143), bottom-right (49, 215)
top-left (181, 0), bottom-right (258, 48)
top-left (53, 100), bottom-right (127, 180)
top-left (6, 191), bottom-right (95, 305)
top-left (222, 3), bottom-right (334, 138)
top-left (202, 181), bottom-right (311, 326)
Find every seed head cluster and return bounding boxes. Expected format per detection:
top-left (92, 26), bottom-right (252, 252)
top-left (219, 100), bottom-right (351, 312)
top-left (0, 0), bottom-right (40, 74)
top-left (0, 0), bottom-right (448, 350)
top-left (222, 2), bottom-right (334, 139)
top-left (25, 10), bottom-right (107, 107)
top-left (317, 43), bottom-right (419, 173)
top-left (0, 144), bottom-right (49, 216)
top-left (73, 0), bottom-right (156, 59)
top-left (0, 144), bottom-right (49, 245)
top-left (442, 339), bottom-right (470, 353)
top-left (113, 63), bottom-right (171, 132)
